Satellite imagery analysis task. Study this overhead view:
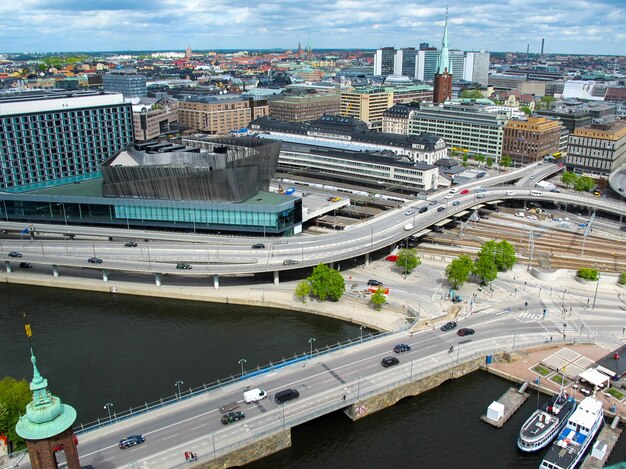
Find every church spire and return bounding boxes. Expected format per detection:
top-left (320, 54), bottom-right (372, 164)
top-left (436, 7), bottom-right (450, 75)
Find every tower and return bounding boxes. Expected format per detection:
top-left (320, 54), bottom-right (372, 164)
top-left (433, 9), bottom-right (452, 104)
top-left (15, 326), bottom-right (80, 469)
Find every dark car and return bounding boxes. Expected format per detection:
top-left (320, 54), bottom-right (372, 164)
top-left (418, 207), bottom-right (428, 213)
top-left (220, 411), bottom-right (245, 425)
top-left (452, 201), bottom-right (461, 206)
top-left (440, 321), bottom-right (457, 332)
top-left (367, 279), bottom-right (383, 287)
top-left (274, 388), bottom-right (300, 404)
top-left (19, 262), bottom-right (32, 269)
top-left (119, 435), bottom-right (145, 449)
top-left (437, 206), bottom-right (445, 212)
top-left (283, 259), bottom-right (299, 265)
top-left (252, 243), bottom-right (266, 249)
top-left (176, 262), bottom-right (192, 270)
top-left (457, 328), bottom-right (475, 337)
top-left (124, 241), bottom-right (137, 247)
top-left (88, 257), bottom-right (103, 264)
top-left (393, 344), bottom-right (411, 354)
top-left (8, 251), bottom-right (22, 258)
top-left (381, 356), bottom-right (400, 368)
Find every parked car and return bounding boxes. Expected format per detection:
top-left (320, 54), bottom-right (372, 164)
top-left (452, 201), bottom-right (461, 206)
top-left (418, 207), bottom-right (428, 213)
top-left (88, 257), bottom-right (103, 264)
top-left (19, 262), bottom-right (32, 269)
top-left (252, 243), bottom-right (265, 249)
top-left (460, 189), bottom-right (469, 194)
top-left (393, 344), bottom-right (411, 354)
top-left (119, 435), bottom-right (145, 449)
top-left (457, 328), bottom-right (475, 337)
top-left (437, 206), bottom-right (445, 212)
top-left (283, 259), bottom-right (299, 265)
top-left (221, 411), bottom-right (245, 425)
top-left (440, 321), bottom-right (457, 331)
top-left (124, 241), bottom-right (137, 247)
top-left (367, 279), bottom-right (383, 287)
top-left (176, 262), bottom-right (192, 270)
top-left (404, 209), bottom-right (415, 216)
top-left (381, 356), bottom-right (400, 368)
top-left (8, 251), bottom-right (22, 258)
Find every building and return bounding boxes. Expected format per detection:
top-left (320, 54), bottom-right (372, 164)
top-left (488, 74), bottom-right (527, 91)
top-left (463, 52), bottom-right (490, 87)
top-left (102, 69), bottom-right (147, 99)
top-left (408, 103), bottom-right (510, 161)
top-left (374, 47), bottom-right (396, 77)
top-left (394, 48), bottom-right (419, 78)
top-left (449, 50), bottom-right (465, 78)
top-left (536, 102), bottom-right (616, 133)
top-left (340, 87), bottom-right (394, 131)
top-left (382, 104), bottom-right (414, 134)
top-left (433, 13), bottom-right (453, 104)
top-left (268, 94), bottom-right (340, 122)
top-left (388, 85), bottom-right (433, 104)
top-left (416, 48), bottom-right (439, 82)
top-left (178, 96), bottom-right (268, 135)
top-left (566, 120), bottom-right (626, 177)
top-left (132, 99), bottom-right (179, 141)
top-left (0, 90), bottom-right (133, 192)
top-left (503, 117), bottom-right (562, 166)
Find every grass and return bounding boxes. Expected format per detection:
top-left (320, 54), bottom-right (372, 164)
top-left (607, 388), bottom-right (624, 400)
top-left (533, 365), bottom-right (551, 376)
top-left (550, 374), bottom-right (571, 386)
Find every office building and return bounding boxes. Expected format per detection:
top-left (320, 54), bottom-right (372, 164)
top-left (340, 87), bottom-right (394, 131)
top-left (503, 117), bottom-right (562, 166)
top-left (433, 13), bottom-right (452, 104)
top-left (536, 102), bottom-right (616, 133)
top-left (374, 47), bottom-right (396, 77)
top-left (178, 96), bottom-right (269, 135)
top-left (463, 52), bottom-right (490, 87)
top-left (382, 105), bottom-right (414, 135)
top-left (449, 50), bottom-right (465, 78)
top-left (388, 85), bottom-right (433, 104)
top-left (416, 48), bottom-right (439, 82)
top-left (566, 121), bottom-right (626, 177)
top-left (132, 99), bottom-right (179, 141)
top-left (394, 48), bottom-right (419, 78)
top-left (102, 69), bottom-right (147, 99)
top-left (268, 95), bottom-right (340, 122)
top-left (408, 103), bottom-right (510, 161)
top-left (0, 90), bottom-right (133, 193)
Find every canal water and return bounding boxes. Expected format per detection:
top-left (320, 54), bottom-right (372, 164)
top-left (1, 284), bottom-right (625, 467)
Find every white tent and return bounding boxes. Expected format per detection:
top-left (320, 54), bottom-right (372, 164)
top-left (578, 368), bottom-right (610, 388)
top-left (487, 401), bottom-right (505, 421)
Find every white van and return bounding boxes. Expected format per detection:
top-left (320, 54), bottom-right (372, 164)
top-left (529, 190), bottom-right (543, 196)
top-left (404, 223), bottom-right (414, 231)
top-left (243, 388), bottom-right (267, 403)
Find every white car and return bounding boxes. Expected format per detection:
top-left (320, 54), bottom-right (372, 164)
top-left (527, 215), bottom-right (538, 220)
top-left (444, 193), bottom-right (455, 199)
top-left (405, 209), bottom-right (415, 216)
top-left (449, 188), bottom-right (459, 193)
top-left (404, 223), bottom-right (414, 231)
top-left (515, 212), bottom-right (525, 218)
top-left (505, 191), bottom-right (515, 196)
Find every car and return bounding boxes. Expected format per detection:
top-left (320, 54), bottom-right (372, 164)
top-left (381, 356), bottom-right (400, 368)
top-left (476, 193), bottom-right (486, 199)
top-left (440, 321), bottom-right (457, 331)
top-left (8, 251), bottom-right (22, 258)
top-left (221, 411), bottom-right (245, 425)
top-left (404, 223), bottom-right (414, 231)
top-left (449, 188), bottom-right (459, 193)
top-left (457, 328), bottom-right (475, 337)
top-left (367, 279), bottom-right (383, 287)
top-left (274, 388), bottom-right (300, 404)
top-left (527, 215), bottom-right (538, 220)
top-left (505, 191), bottom-right (515, 196)
top-left (529, 175), bottom-right (535, 179)
top-left (515, 212), bottom-right (525, 218)
top-left (418, 207), bottom-right (428, 213)
top-left (620, 188), bottom-right (624, 192)
top-left (550, 188), bottom-right (561, 193)
top-left (437, 206), bottom-right (445, 212)
top-left (176, 262), bottom-right (192, 269)
top-left (283, 259), bottom-right (299, 265)
top-left (88, 257), bottom-right (103, 264)
top-left (452, 201), bottom-right (461, 206)
top-left (393, 344), bottom-right (411, 354)
top-left (119, 435), bottom-right (145, 449)
top-left (460, 189), bottom-right (469, 195)
top-left (251, 243), bottom-right (266, 249)
top-left (124, 241), bottom-right (137, 247)
top-left (19, 262), bottom-right (32, 269)
top-left (444, 193), bottom-right (455, 199)
top-left (429, 200), bottom-right (438, 205)
top-left (404, 209), bottom-right (415, 216)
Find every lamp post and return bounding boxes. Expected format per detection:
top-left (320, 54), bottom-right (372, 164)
top-left (210, 432), bottom-right (216, 458)
top-left (104, 402), bottom-right (113, 421)
top-left (309, 337), bottom-right (316, 360)
top-left (188, 210), bottom-right (196, 235)
top-left (512, 331), bottom-right (518, 351)
top-left (359, 325), bottom-right (365, 342)
top-left (56, 203), bottom-right (67, 225)
top-left (238, 358), bottom-right (246, 377)
top-left (592, 276), bottom-right (600, 310)
top-left (175, 380), bottom-right (183, 400)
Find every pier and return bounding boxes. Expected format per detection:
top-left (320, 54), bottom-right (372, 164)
top-left (480, 384), bottom-right (529, 428)
top-left (580, 421), bottom-right (622, 469)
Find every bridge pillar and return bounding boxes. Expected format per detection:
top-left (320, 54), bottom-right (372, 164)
top-left (155, 273), bottom-right (162, 287)
top-left (102, 270), bottom-right (108, 282)
top-left (273, 271), bottom-right (279, 286)
top-left (52, 265), bottom-right (59, 277)
top-left (364, 253), bottom-right (370, 265)
top-left (214, 274), bottom-right (220, 289)
top-left (5, 261), bottom-right (12, 273)
top-left (329, 262), bottom-right (334, 270)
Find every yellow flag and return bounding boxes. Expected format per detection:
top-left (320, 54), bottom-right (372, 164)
top-left (25, 324), bottom-right (32, 337)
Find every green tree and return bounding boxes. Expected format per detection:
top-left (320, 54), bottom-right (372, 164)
top-left (561, 171), bottom-right (578, 188)
top-left (474, 154), bottom-right (485, 163)
top-left (0, 376), bottom-right (31, 451)
top-left (395, 248), bottom-right (421, 275)
top-left (577, 268), bottom-right (599, 281)
top-left (500, 155), bottom-right (513, 168)
top-left (521, 106), bottom-right (532, 116)
top-left (461, 89), bottom-right (483, 99)
top-left (486, 157), bottom-right (493, 167)
top-left (619, 272), bottom-right (626, 285)
top-left (462, 154), bottom-right (468, 163)
top-left (539, 96), bottom-right (555, 109)
top-left (295, 280), bottom-right (311, 302)
top-left (495, 240), bottom-right (517, 271)
top-left (574, 176), bottom-right (595, 192)
top-left (473, 252), bottom-right (498, 285)
top-left (307, 263), bottom-right (345, 302)
top-left (445, 254), bottom-right (474, 289)
top-left (370, 288), bottom-right (387, 310)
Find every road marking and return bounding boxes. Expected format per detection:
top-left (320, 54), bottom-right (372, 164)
top-left (191, 423), bottom-right (209, 430)
top-left (162, 434), bottom-right (178, 440)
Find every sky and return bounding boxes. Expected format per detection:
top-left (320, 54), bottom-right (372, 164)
top-left (1, 0), bottom-right (625, 56)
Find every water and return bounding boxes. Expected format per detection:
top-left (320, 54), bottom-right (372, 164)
top-left (1, 284), bottom-right (625, 467)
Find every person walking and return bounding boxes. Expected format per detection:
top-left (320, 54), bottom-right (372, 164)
top-left (185, 451), bottom-right (189, 461)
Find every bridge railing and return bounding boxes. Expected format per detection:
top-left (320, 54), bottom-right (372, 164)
top-left (72, 330), bottom-right (390, 434)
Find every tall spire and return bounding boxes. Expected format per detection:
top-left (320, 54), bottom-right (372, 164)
top-left (436, 7), bottom-right (450, 75)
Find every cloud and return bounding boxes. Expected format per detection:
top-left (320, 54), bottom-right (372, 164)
top-left (0, 0), bottom-right (623, 55)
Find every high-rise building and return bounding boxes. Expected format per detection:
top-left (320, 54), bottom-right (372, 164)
top-left (340, 87), bottom-right (394, 130)
top-left (0, 90), bottom-right (133, 192)
top-left (185, 46), bottom-right (192, 59)
top-left (449, 50), bottom-right (465, 78)
top-left (503, 117), bottom-right (562, 166)
top-left (433, 12), bottom-right (453, 103)
top-left (102, 69), bottom-right (147, 99)
top-left (416, 48), bottom-right (439, 82)
top-left (566, 121), bottom-right (626, 177)
top-left (394, 48), bottom-right (419, 78)
top-left (374, 47), bottom-right (396, 77)
top-left (463, 51), bottom-right (490, 87)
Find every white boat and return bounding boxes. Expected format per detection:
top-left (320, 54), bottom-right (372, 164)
top-left (539, 396), bottom-right (604, 469)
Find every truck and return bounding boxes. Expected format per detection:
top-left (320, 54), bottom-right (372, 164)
top-left (243, 388), bottom-right (267, 403)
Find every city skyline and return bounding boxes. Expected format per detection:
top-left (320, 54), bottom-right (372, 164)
top-left (0, 0), bottom-right (624, 56)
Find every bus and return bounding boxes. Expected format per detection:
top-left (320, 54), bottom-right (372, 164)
top-left (552, 152), bottom-right (562, 160)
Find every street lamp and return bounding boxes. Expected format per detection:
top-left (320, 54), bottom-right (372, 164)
top-left (359, 325), bottom-right (365, 342)
top-left (188, 210), bottom-right (196, 234)
top-left (56, 203), bottom-right (67, 225)
top-left (238, 358), bottom-right (246, 377)
top-left (592, 276), bottom-right (600, 310)
top-left (309, 337), bottom-right (316, 359)
top-left (104, 402), bottom-right (113, 421)
top-left (175, 380), bottom-right (183, 399)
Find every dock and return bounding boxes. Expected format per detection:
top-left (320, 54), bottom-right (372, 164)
top-left (580, 421), bottom-right (622, 469)
top-left (480, 385), bottom-right (529, 428)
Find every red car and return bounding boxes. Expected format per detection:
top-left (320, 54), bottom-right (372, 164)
top-left (460, 189), bottom-right (470, 194)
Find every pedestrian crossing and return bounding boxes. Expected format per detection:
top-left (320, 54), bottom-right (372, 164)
top-left (518, 312), bottom-right (543, 321)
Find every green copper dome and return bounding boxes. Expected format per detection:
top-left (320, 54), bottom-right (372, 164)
top-left (15, 351), bottom-right (77, 440)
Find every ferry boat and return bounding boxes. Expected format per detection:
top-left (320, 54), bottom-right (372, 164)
top-left (517, 390), bottom-right (577, 452)
top-left (539, 396), bottom-right (604, 469)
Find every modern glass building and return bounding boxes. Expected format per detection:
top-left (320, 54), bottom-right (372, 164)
top-left (102, 69), bottom-right (147, 99)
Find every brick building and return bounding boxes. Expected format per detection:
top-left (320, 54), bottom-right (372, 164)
top-left (268, 95), bottom-right (340, 122)
top-left (132, 99), bottom-right (179, 141)
top-left (178, 96), bottom-right (268, 134)
top-left (503, 117), bottom-right (562, 165)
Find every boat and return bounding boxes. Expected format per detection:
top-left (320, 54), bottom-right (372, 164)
top-left (517, 389), bottom-right (577, 452)
top-left (539, 396), bottom-right (604, 469)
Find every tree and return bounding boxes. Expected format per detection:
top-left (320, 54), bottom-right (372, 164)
top-left (521, 106), bottom-right (532, 116)
top-left (486, 157), bottom-right (493, 167)
top-left (461, 89), bottom-right (483, 99)
top-left (462, 155), bottom-right (468, 163)
top-left (500, 155), bottom-right (513, 168)
top-left (445, 254), bottom-right (474, 289)
top-left (0, 376), bottom-right (31, 451)
top-left (370, 288), bottom-right (387, 310)
top-left (495, 240), bottom-right (517, 271)
top-left (577, 268), bottom-right (599, 281)
top-left (395, 248), bottom-right (421, 275)
top-left (307, 263), bottom-right (345, 302)
top-left (619, 272), bottom-right (626, 285)
top-left (561, 171), bottom-right (578, 188)
top-left (574, 176), bottom-right (595, 193)
top-left (539, 96), bottom-right (555, 109)
top-left (295, 280), bottom-right (311, 302)
top-left (474, 154), bottom-right (485, 163)
top-left (473, 252), bottom-right (498, 285)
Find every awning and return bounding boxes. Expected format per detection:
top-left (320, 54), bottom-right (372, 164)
top-left (578, 368), bottom-right (610, 387)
